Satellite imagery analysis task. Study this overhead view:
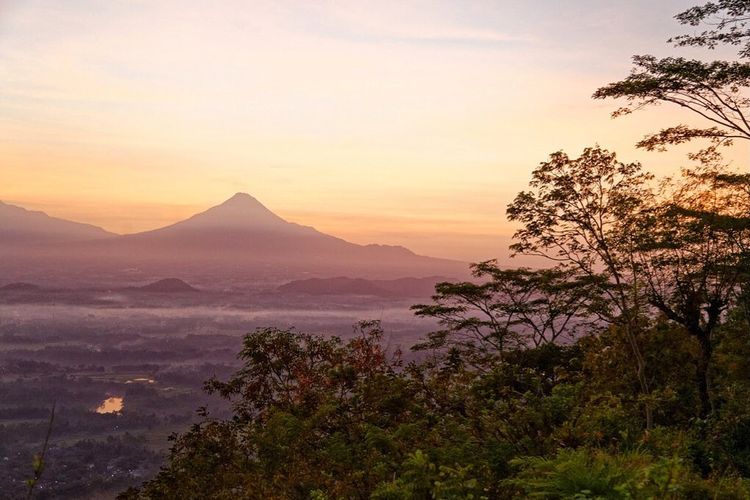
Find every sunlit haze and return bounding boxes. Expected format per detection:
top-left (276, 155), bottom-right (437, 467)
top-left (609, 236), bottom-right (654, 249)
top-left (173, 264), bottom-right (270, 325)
top-left (2, 0), bottom-right (747, 260)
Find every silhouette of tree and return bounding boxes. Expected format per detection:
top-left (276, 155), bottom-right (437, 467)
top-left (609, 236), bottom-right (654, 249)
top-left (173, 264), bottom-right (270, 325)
top-left (507, 146), bottom-right (655, 428)
top-left (633, 163), bottom-right (750, 416)
top-left (671, 0), bottom-right (750, 57)
top-left (594, 1), bottom-right (750, 158)
top-left (594, 57), bottom-right (750, 157)
top-left (411, 262), bottom-right (605, 368)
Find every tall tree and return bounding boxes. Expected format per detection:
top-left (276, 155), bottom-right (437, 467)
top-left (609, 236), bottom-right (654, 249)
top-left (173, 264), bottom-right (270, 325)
top-left (507, 147), bottom-right (656, 428)
top-left (634, 164), bottom-right (750, 416)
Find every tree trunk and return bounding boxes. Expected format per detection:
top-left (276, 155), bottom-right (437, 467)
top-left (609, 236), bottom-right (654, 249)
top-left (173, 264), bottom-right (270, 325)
top-left (623, 320), bottom-right (652, 429)
top-left (695, 332), bottom-right (713, 418)
top-left (636, 352), bottom-right (653, 429)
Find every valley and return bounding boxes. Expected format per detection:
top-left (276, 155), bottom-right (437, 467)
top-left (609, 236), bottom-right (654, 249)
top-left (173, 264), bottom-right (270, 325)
top-left (0, 282), bottom-right (437, 499)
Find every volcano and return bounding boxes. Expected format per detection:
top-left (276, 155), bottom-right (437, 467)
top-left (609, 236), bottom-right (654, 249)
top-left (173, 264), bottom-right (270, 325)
top-left (0, 194), bottom-right (467, 286)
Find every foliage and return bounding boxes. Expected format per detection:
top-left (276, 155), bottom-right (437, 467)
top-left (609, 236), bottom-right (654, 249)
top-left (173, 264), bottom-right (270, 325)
top-left (508, 449), bottom-right (749, 499)
top-left (595, 1), bottom-right (750, 157)
top-left (411, 261), bottom-right (605, 365)
top-left (671, 0), bottom-right (750, 57)
top-left (632, 163), bottom-right (750, 416)
top-left (123, 311), bottom-right (750, 499)
top-left (507, 146), bottom-right (655, 427)
top-left (593, 56), bottom-right (750, 153)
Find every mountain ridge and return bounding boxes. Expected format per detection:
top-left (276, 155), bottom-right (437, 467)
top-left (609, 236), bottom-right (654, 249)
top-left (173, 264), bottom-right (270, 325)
top-left (132, 278), bottom-right (199, 293)
top-left (0, 193), bottom-right (468, 285)
top-left (0, 200), bottom-right (115, 243)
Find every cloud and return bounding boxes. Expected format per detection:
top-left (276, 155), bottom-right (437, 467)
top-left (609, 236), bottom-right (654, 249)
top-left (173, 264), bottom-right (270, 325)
top-left (2, 0), bottom-right (748, 261)
top-left (291, 1), bottom-right (532, 47)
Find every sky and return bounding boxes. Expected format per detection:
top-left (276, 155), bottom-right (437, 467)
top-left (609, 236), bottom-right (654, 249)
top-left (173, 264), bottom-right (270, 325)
top-left (1, 0), bottom-right (748, 261)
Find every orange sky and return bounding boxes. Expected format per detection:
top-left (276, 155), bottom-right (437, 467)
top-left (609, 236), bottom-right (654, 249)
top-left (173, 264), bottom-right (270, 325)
top-left (1, 0), bottom-right (748, 261)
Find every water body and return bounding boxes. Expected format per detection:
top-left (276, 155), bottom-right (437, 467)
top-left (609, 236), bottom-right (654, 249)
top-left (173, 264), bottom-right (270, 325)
top-left (95, 396), bottom-right (123, 414)
top-left (126, 378), bottom-right (155, 384)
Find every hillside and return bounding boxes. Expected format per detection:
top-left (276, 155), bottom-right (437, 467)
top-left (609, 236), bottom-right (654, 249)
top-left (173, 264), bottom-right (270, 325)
top-left (0, 201), bottom-right (114, 244)
top-left (134, 278), bottom-right (199, 293)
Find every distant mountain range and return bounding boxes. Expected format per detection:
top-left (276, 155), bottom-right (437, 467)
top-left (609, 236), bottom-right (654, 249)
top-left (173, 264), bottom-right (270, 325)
top-left (0, 194), bottom-right (467, 286)
top-left (0, 278), bottom-right (198, 293)
top-left (0, 201), bottom-right (114, 243)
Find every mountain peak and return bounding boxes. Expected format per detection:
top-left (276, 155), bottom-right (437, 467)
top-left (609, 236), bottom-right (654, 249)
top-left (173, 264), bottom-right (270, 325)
top-left (135, 278), bottom-right (198, 293)
top-left (223, 192), bottom-right (259, 205)
top-left (167, 193), bottom-right (291, 231)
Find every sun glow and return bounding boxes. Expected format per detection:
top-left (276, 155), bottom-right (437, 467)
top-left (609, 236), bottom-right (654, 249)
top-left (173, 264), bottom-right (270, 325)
top-left (1, 0), bottom-right (747, 261)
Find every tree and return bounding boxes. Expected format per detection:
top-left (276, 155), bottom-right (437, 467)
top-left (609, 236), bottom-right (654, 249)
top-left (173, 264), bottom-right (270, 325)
top-left (593, 1), bottom-right (750, 158)
top-left (593, 56), bottom-right (750, 157)
top-left (127, 322), bottom-right (418, 499)
top-left (671, 0), bottom-right (750, 58)
top-left (633, 164), bottom-right (750, 416)
top-left (204, 321), bottom-right (399, 422)
top-left (411, 261), bottom-right (604, 369)
top-left (593, 0), bottom-right (750, 417)
top-left (506, 146), bottom-right (656, 428)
